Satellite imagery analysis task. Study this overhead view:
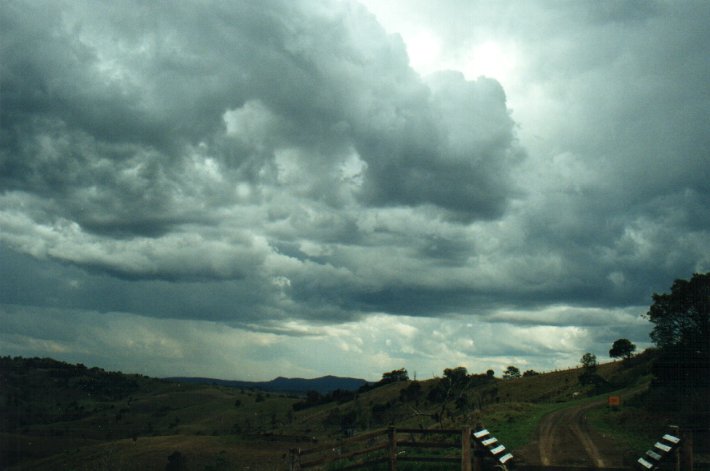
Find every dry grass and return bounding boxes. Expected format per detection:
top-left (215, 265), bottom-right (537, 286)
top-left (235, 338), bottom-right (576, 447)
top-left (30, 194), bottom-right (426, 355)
top-left (13, 434), bottom-right (306, 470)
top-left (2, 353), bottom-right (664, 470)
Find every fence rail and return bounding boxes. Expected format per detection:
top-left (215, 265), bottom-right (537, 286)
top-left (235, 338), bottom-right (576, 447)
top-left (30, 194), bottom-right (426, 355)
top-left (289, 426), bottom-right (500, 471)
top-left (288, 425), bottom-right (701, 470)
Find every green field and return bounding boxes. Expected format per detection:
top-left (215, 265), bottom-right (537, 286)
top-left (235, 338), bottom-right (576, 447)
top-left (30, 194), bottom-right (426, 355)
top-left (2, 351), bottom-right (704, 470)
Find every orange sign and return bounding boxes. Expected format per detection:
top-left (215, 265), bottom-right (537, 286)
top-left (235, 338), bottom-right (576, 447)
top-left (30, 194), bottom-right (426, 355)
top-left (608, 396), bottom-right (621, 407)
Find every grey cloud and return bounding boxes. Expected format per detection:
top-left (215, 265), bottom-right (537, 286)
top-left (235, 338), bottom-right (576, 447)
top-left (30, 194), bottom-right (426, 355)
top-left (479, 1), bottom-right (710, 308)
top-left (359, 0), bottom-right (707, 310)
top-left (2, 0), bottom-right (520, 237)
top-left (5, 0), bottom-right (707, 380)
top-left (0, 244), bottom-right (273, 322)
top-left (356, 71), bottom-right (519, 220)
top-left (1, 0), bottom-right (708, 343)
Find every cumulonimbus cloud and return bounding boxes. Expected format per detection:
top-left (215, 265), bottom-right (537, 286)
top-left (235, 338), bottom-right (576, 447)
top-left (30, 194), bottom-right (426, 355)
top-left (0, 0), bottom-right (520, 286)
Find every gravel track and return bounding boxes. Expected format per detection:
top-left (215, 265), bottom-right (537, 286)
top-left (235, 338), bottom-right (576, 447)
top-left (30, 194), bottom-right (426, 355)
top-left (521, 385), bottom-right (648, 467)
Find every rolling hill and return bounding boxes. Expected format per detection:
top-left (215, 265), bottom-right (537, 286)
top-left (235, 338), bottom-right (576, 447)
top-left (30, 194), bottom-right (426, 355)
top-left (163, 375), bottom-right (369, 395)
top-left (2, 351), bottom-right (707, 470)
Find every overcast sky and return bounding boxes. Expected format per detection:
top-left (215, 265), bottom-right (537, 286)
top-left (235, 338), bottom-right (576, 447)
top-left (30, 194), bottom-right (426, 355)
top-left (1, 0), bottom-right (708, 381)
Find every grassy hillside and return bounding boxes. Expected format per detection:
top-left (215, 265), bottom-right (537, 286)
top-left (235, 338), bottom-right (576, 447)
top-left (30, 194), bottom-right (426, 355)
top-left (3, 350), bottom-right (700, 470)
top-left (0, 357), bottom-right (308, 469)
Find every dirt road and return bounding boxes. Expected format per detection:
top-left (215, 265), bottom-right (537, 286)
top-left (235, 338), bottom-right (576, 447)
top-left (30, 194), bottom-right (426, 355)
top-left (535, 399), bottom-right (617, 467)
top-left (518, 386), bottom-right (648, 467)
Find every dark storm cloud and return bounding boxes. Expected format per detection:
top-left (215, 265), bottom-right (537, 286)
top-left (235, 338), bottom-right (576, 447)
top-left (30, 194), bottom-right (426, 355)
top-left (1, 0), bottom-right (709, 341)
top-left (384, 0), bottom-right (710, 308)
top-left (1, 0), bottom-right (518, 233)
top-left (514, 1), bottom-right (710, 305)
top-left (0, 0), bottom-right (516, 333)
top-left (0, 245), bottom-right (268, 322)
top-left (356, 71), bottom-right (519, 221)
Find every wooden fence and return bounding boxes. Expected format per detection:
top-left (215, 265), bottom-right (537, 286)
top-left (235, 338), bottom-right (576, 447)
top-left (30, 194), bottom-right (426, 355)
top-left (288, 425), bottom-right (522, 470)
top-left (287, 426), bottom-right (702, 470)
top-left (288, 426), bottom-right (484, 470)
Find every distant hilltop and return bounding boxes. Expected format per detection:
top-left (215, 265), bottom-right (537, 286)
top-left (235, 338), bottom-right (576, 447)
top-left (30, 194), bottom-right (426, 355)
top-left (164, 374), bottom-right (370, 395)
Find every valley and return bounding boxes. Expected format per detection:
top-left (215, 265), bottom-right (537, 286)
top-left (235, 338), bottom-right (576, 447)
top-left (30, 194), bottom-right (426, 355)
top-left (1, 352), bottom-right (706, 470)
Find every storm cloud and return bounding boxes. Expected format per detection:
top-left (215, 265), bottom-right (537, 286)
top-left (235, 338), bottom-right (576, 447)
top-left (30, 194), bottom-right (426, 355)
top-left (1, 0), bottom-right (708, 379)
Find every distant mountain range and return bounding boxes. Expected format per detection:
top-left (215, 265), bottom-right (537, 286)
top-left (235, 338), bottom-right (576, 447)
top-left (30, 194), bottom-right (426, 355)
top-left (164, 375), bottom-right (370, 395)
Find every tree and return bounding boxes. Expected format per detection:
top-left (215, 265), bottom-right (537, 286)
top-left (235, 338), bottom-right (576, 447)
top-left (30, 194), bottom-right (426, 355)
top-left (646, 273), bottom-right (709, 354)
top-left (609, 338), bottom-right (636, 360)
top-left (443, 367), bottom-right (468, 384)
top-left (523, 369), bottom-right (539, 377)
top-left (645, 273), bottom-right (710, 387)
top-left (502, 366), bottom-right (520, 379)
top-left (579, 353), bottom-right (605, 388)
top-left (486, 369), bottom-right (495, 378)
top-left (423, 367), bottom-right (471, 429)
top-left (380, 368), bottom-right (409, 384)
top-left (580, 353), bottom-right (597, 371)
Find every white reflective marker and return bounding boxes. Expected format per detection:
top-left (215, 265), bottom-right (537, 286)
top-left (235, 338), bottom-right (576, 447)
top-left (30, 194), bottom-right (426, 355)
top-left (499, 453), bottom-right (513, 464)
top-left (491, 445), bottom-right (506, 455)
top-left (654, 442), bottom-right (671, 453)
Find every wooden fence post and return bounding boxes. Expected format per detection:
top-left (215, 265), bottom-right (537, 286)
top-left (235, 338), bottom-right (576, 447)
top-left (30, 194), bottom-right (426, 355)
top-left (472, 436), bottom-right (482, 471)
top-left (669, 425), bottom-right (681, 471)
top-left (388, 426), bottom-right (398, 471)
top-left (461, 426), bottom-right (472, 471)
top-left (288, 448), bottom-right (301, 471)
top-left (680, 429), bottom-right (694, 471)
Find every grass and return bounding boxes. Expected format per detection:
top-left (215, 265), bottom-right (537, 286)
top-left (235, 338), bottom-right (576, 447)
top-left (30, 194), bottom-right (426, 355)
top-left (13, 434), bottom-right (296, 471)
top-left (6, 352), bottom-right (698, 470)
top-left (483, 401), bottom-right (563, 450)
top-left (585, 405), bottom-right (659, 455)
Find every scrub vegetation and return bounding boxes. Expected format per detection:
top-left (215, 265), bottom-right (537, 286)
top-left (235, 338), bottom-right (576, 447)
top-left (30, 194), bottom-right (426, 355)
top-left (0, 349), bottom-right (690, 470)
